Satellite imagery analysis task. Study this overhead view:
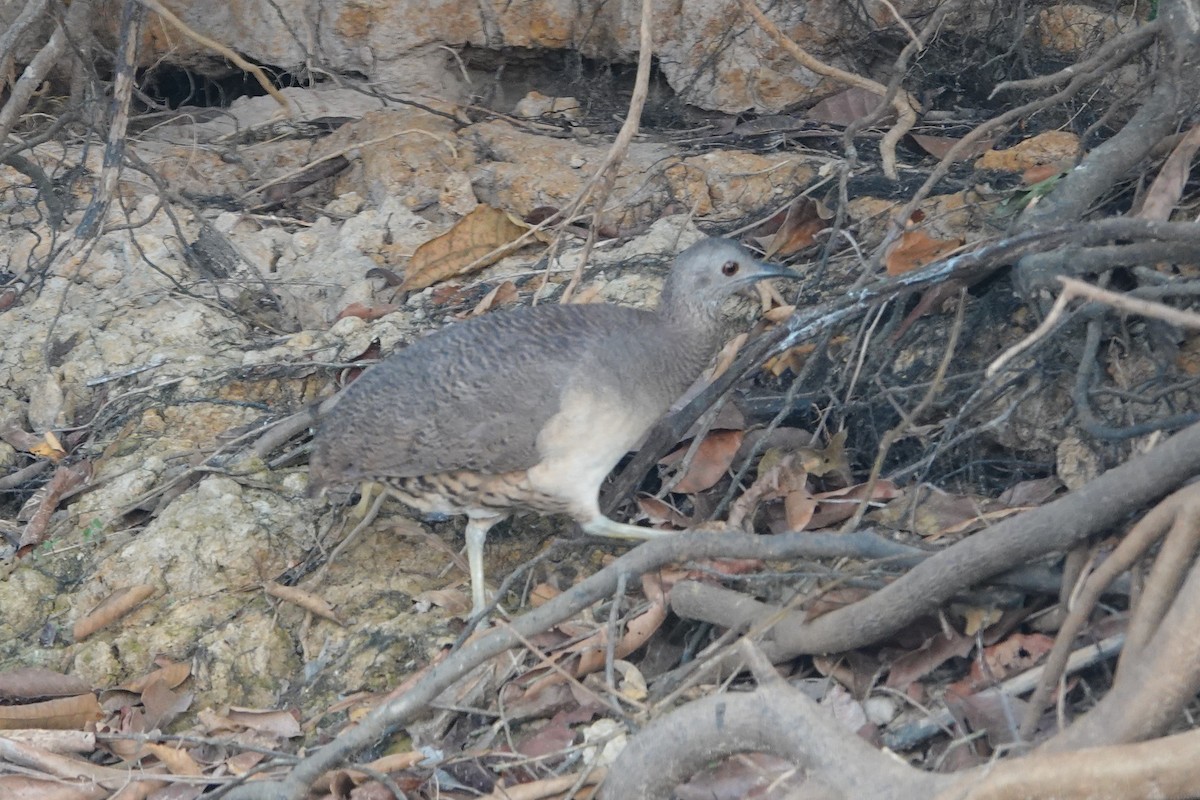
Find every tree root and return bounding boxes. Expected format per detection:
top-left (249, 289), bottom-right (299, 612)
top-left (1020, 483), bottom-right (1200, 739)
top-left (600, 651), bottom-right (948, 799)
top-left (602, 638), bottom-right (1200, 800)
top-left (673, 418), bottom-right (1200, 657)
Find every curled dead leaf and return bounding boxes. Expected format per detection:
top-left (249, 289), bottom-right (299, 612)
top-left (884, 227), bottom-right (965, 276)
top-left (0, 693), bottom-right (102, 731)
top-left (73, 584), bottom-right (156, 641)
top-left (660, 429), bottom-right (745, 494)
top-left (263, 580), bottom-right (345, 626)
top-left (403, 205), bottom-right (529, 292)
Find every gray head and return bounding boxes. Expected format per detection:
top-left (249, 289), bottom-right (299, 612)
top-left (658, 238), bottom-right (794, 320)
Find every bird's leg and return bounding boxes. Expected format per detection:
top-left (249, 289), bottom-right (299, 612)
top-left (464, 513), bottom-right (505, 615)
top-left (353, 480), bottom-right (385, 518)
top-left (579, 515), bottom-right (670, 541)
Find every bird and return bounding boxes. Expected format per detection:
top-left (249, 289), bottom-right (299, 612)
top-left (309, 237), bottom-right (794, 615)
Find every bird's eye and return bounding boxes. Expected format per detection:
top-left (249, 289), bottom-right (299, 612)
top-left (721, 260), bottom-right (740, 276)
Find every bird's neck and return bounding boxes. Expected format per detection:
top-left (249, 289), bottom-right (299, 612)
top-left (652, 297), bottom-right (726, 377)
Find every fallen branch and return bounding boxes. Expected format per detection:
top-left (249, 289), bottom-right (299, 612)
top-left (673, 417), bottom-right (1200, 658)
top-left (1019, 484), bottom-right (1200, 738)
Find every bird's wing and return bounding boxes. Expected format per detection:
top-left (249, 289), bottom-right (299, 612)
top-left (314, 305), bottom-right (657, 481)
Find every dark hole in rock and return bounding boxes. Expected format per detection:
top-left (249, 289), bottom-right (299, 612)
top-left (135, 60), bottom-right (321, 110)
top-left (456, 46), bottom-right (685, 129)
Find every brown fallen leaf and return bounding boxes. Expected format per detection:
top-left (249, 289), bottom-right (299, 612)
top-left (884, 226), bottom-right (965, 276)
top-left (763, 342), bottom-right (815, 376)
top-left (118, 661), bottom-right (191, 694)
top-left (660, 429), bottom-right (745, 494)
top-left (997, 476), bottom-right (1064, 507)
top-left (753, 196), bottom-right (830, 258)
top-left (728, 451), bottom-right (809, 531)
top-left (402, 205), bottom-right (529, 292)
top-left (0, 693), bottom-right (103, 731)
top-left (0, 774), bottom-right (107, 799)
top-left (143, 742), bottom-right (202, 776)
top-left (635, 495), bottom-right (692, 529)
top-left (803, 479), bottom-right (900, 530)
top-left (911, 133), bottom-right (995, 162)
top-left (890, 278), bottom-right (966, 340)
top-left (333, 302), bottom-right (400, 322)
top-left (1137, 121), bottom-right (1200, 221)
top-left (0, 668), bottom-right (92, 701)
top-left (73, 584), bottom-right (157, 641)
top-left (783, 484), bottom-right (817, 530)
top-left (949, 632), bottom-right (1055, 695)
top-left (709, 332), bottom-right (748, 382)
top-left (518, 573), bottom-right (668, 698)
top-left (946, 686), bottom-right (1033, 749)
top-left (470, 280), bottom-right (519, 316)
top-left (18, 461), bottom-right (91, 549)
top-left (886, 630), bottom-right (975, 691)
top-left (807, 86), bottom-right (894, 126)
top-left (1, 423), bottom-right (64, 457)
top-left (262, 580), bottom-right (345, 626)
top-left (1021, 160), bottom-right (1071, 185)
top-left (29, 431), bottom-right (67, 461)
top-left (224, 707), bottom-right (302, 738)
top-left (798, 428), bottom-right (850, 477)
top-left (141, 677), bottom-right (193, 730)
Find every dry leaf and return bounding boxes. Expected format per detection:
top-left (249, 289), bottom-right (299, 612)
top-left (263, 581), bottom-right (344, 626)
top-left (471, 280), bottom-right (519, 316)
top-left (1021, 161), bottom-right (1071, 185)
top-left (0, 694), bottom-right (102, 730)
top-left (754, 197), bottom-right (828, 258)
top-left (0, 774), bottom-right (107, 799)
top-left (613, 660), bottom-right (648, 702)
top-left (950, 633), bottom-right (1054, 694)
top-left (1138, 122), bottom-right (1200, 221)
top-left (143, 742), bottom-right (202, 776)
top-left (763, 303), bottom-right (797, 323)
top-left (763, 342), bottom-right (814, 376)
top-left (29, 431), bottom-right (66, 461)
top-left (73, 584), bottom-right (157, 641)
top-left (884, 227), bottom-right (965, 276)
top-left (141, 678), bottom-right (193, 730)
top-left (962, 606), bottom-right (1004, 637)
top-left (660, 429), bottom-right (745, 494)
top-left (634, 495), bottom-right (692, 529)
top-left (0, 668), bottom-right (91, 701)
top-left (709, 332), bottom-right (748, 381)
top-left (118, 661), bottom-right (191, 694)
top-left (402, 205), bottom-right (528, 291)
top-left (413, 587), bottom-right (471, 615)
top-left (886, 631), bottom-right (974, 690)
top-left (334, 302), bottom-right (399, 322)
top-left (519, 574), bottom-right (668, 697)
top-left (728, 452), bottom-right (808, 531)
top-left (997, 476), bottom-right (1064, 507)
top-left (224, 708), bottom-right (302, 738)
top-left (529, 583), bottom-right (562, 607)
top-left (911, 133), bottom-right (995, 162)
top-left (807, 87), bottom-right (893, 126)
top-left (18, 461), bottom-right (91, 548)
top-left (783, 486), bottom-right (817, 530)
top-left (797, 429), bottom-right (849, 477)
top-left (803, 479), bottom-right (899, 530)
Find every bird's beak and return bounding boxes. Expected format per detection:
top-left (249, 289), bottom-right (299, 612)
top-left (750, 260), bottom-right (801, 283)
